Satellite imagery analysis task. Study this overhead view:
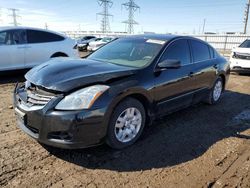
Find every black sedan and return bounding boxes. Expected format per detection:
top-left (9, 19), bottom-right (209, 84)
top-left (13, 34), bottom-right (230, 149)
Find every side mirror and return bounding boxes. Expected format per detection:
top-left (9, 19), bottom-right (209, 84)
top-left (157, 59), bottom-right (181, 70)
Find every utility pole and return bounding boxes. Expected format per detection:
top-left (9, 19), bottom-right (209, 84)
top-left (243, 0), bottom-right (250, 34)
top-left (122, 0), bottom-right (140, 34)
top-left (202, 19), bottom-right (206, 34)
top-left (97, 0), bottom-right (113, 33)
top-left (45, 23), bottom-right (48, 30)
top-left (9, 8), bottom-right (20, 26)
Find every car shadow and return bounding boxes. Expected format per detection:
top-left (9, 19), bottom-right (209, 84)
top-left (45, 90), bottom-right (250, 172)
top-left (0, 69), bottom-right (28, 84)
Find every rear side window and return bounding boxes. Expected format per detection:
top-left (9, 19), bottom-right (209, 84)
top-left (160, 39), bottom-right (191, 65)
top-left (190, 40), bottom-right (210, 62)
top-left (0, 31), bottom-right (7, 45)
top-left (27, 30), bottom-right (64, 43)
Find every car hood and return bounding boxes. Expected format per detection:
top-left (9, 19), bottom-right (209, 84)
top-left (232, 47), bottom-right (250, 54)
top-left (25, 58), bottom-right (136, 93)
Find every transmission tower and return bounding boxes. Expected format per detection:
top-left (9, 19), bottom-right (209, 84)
top-left (122, 0), bottom-right (140, 34)
top-left (243, 0), bottom-right (250, 34)
top-left (9, 8), bottom-right (21, 26)
top-left (45, 23), bottom-right (48, 30)
top-left (97, 0), bottom-right (113, 33)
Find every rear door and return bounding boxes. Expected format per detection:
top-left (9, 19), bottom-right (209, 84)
top-left (153, 39), bottom-right (196, 114)
top-left (189, 39), bottom-right (217, 101)
top-left (0, 29), bottom-right (26, 71)
top-left (25, 29), bottom-right (65, 67)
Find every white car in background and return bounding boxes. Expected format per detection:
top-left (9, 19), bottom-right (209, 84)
top-left (0, 26), bottom-right (78, 71)
top-left (230, 39), bottom-right (250, 73)
top-left (87, 37), bottom-right (115, 51)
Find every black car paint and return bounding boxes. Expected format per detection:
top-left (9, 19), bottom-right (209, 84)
top-left (25, 58), bottom-right (136, 93)
top-left (14, 35), bottom-right (230, 149)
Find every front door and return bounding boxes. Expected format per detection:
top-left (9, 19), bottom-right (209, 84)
top-left (0, 29), bottom-right (26, 71)
top-left (153, 39), bottom-right (196, 115)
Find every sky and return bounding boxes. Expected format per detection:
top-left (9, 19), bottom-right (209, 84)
top-left (0, 0), bottom-right (247, 34)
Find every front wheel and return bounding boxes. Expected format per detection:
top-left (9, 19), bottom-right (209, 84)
top-left (205, 77), bottom-right (224, 104)
top-left (106, 98), bottom-right (146, 149)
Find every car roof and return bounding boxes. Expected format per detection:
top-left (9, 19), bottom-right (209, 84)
top-left (0, 26), bottom-right (66, 38)
top-left (125, 34), bottom-right (213, 48)
top-left (127, 34), bottom-right (201, 42)
top-left (127, 34), bottom-right (179, 41)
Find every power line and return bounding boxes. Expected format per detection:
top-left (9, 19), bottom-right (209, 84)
top-left (122, 0), bottom-right (140, 34)
top-left (97, 0), bottom-right (113, 33)
top-left (8, 8), bottom-right (21, 26)
top-left (243, 0), bottom-right (250, 34)
top-left (163, 2), bottom-right (240, 9)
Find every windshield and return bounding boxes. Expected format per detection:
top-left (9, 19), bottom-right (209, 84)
top-left (102, 37), bottom-right (112, 42)
top-left (87, 38), bottom-right (165, 68)
top-left (239, 40), bottom-right (250, 48)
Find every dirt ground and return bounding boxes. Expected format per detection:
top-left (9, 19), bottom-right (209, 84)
top-left (0, 72), bottom-right (249, 188)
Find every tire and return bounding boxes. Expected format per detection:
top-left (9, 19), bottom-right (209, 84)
top-left (106, 98), bottom-right (146, 149)
top-left (205, 77), bottom-right (224, 105)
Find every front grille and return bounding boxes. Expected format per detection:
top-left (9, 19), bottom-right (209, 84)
top-left (234, 53), bottom-right (250, 60)
top-left (26, 89), bottom-right (53, 106)
top-left (25, 85), bottom-right (54, 107)
top-left (18, 83), bottom-right (55, 110)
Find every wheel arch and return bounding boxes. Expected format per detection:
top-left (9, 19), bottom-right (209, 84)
top-left (107, 91), bottom-right (155, 128)
top-left (50, 52), bottom-right (68, 58)
top-left (218, 74), bottom-right (226, 90)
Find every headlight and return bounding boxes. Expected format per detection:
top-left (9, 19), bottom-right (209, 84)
top-left (55, 85), bottom-right (109, 110)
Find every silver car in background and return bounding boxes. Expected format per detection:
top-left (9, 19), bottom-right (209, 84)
top-left (0, 26), bottom-right (78, 71)
top-left (87, 37), bottom-right (115, 51)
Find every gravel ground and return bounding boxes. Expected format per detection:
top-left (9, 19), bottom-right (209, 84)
top-left (0, 72), bottom-right (249, 188)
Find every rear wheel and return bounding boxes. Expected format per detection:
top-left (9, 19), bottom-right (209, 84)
top-left (106, 98), bottom-right (146, 149)
top-left (205, 77), bottom-right (223, 104)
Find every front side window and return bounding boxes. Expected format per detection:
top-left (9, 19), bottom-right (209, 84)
top-left (190, 40), bottom-right (210, 62)
top-left (160, 39), bottom-right (191, 65)
top-left (27, 30), bottom-right (64, 43)
top-left (12, 30), bottom-right (26, 45)
top-left (0, 30), bottom-right (26, 45)
top-left (88, 38), bottom-right (165, 68)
